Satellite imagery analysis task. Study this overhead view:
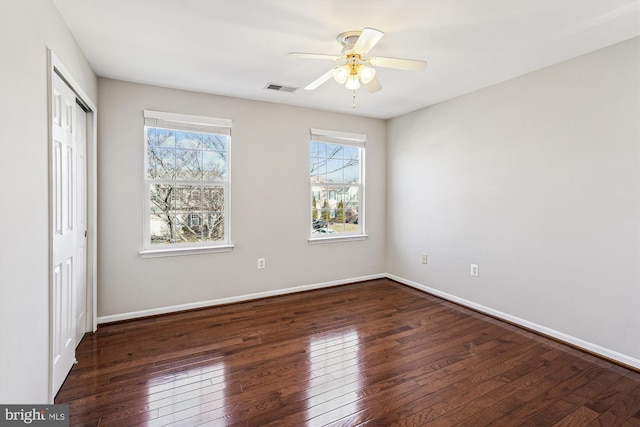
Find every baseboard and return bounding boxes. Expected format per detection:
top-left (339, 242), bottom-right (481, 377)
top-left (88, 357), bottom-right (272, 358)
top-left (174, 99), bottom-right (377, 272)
top-left (96, 272), bottom-right (640, 370)
top-left (96, 273), bottom-right (387, 324)
top-left (387, 273), bottom-right (640, 371)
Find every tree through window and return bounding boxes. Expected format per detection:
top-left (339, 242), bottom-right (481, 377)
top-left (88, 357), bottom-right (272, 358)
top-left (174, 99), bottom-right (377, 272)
top-left (143, 111), bottom-right (231, 250)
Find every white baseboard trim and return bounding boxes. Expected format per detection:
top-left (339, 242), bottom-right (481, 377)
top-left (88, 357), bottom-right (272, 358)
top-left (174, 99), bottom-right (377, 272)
top-left (387, 273), bottom-right (640, 370)
top-left (97, 273), bottom-right (387, 324)
top-left (96, 272), bottom-right (640, 370)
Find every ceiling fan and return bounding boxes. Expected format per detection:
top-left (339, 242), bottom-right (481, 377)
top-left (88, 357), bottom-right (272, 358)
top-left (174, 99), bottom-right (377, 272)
top-left (289, 27), bottom-right (427, 93)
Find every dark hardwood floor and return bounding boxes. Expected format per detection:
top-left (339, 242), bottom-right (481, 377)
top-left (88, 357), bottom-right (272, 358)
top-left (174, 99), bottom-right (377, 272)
top-left (56, 279), bottom-right (640, 426)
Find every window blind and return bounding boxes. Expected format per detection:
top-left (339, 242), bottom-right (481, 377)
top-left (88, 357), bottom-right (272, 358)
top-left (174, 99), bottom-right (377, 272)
top-left (310, 128), bottom-right (366, 147)
top-left (144, 110), bottom-right (232, 136)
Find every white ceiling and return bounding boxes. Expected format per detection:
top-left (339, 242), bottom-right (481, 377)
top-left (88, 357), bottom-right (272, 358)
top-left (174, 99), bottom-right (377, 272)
top-left (53, 0), bottom-right (640, 119)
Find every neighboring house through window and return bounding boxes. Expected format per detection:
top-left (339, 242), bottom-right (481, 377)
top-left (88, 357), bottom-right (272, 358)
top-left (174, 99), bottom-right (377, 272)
top-left (310, 128), bottom-right (366, 242)
top-left (140, 110), bottom-right (233, 257)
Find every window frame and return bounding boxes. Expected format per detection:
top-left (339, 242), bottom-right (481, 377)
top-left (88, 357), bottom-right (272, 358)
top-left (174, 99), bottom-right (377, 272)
top-left (139, 110), bottom-right (234, 258)
top-left (309, 128), bottom-right (367, 244)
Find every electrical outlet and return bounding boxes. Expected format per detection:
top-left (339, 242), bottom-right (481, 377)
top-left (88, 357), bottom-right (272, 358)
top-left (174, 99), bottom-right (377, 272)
top-left (421, 254), bottom-right (428, 264)
top-left (257, 258), bottom-right (266, 269)
top-left (470, 264), bottom-right (479, 277)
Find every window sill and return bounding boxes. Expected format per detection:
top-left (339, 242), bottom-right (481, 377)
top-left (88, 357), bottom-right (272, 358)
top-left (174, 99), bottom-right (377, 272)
top-left (139, 244), bottom-right (234, 258)
top-left (308, 234), bottom-right (368, 245)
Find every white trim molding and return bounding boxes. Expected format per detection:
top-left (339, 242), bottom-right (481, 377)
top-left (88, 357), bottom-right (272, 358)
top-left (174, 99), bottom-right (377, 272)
top-left (97, 273), bottom-right (386, 324)
top-left (97, 271), bottom-right (640, 371)
top-left (139, 244), bottom-right (234, 258)
top-left (387, 273), bottom-right (640, 371)
top-left (308, 234), bottom-right (368, 245)
top-left (47, 49), bottom-right (99, 404)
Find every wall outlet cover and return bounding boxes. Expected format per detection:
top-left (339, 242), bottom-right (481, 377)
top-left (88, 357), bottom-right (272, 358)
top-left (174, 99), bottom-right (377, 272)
top-left (470, 264), bottom-right (479, 277)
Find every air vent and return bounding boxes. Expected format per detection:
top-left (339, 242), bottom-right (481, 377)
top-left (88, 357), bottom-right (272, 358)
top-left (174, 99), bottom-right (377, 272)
top-left (265, 83), bottom-right (298, 93)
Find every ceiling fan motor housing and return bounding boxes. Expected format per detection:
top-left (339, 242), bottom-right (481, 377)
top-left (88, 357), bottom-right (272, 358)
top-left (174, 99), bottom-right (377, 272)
top-left (337, 31), bottom-right (362, 54)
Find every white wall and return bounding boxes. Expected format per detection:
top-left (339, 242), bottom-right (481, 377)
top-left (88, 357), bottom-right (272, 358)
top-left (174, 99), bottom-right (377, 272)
top-left (97, 79), bottom-right (386, 318)
top-left (387, 38), bottom-right (640, 363)
top-left (0, 0), bottom-right (97, 403)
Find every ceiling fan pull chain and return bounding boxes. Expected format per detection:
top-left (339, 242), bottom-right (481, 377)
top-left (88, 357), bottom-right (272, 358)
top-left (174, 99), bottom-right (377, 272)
top-left (352, 90), bottom-right (356, 109)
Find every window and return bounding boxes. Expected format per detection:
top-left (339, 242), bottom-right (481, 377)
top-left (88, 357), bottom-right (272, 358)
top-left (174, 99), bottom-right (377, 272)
top-left (310, 128), bottom-right (366, 242)
top-left (189, 213), bottom-right (201, 227)
top-left (141, 110), bottom-right (232, 257)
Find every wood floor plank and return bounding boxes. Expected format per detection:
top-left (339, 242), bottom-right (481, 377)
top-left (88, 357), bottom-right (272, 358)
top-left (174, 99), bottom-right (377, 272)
top-left (553, 405), bottom-right (600, 426)
top-left (520, 367), bottom-right (627, 426)
top-left (55, 278), bottom-right (640, 426)
top-left (587, 384), bottom-right (640, 427)
top-left (237, 323), bottom-right (516, 426)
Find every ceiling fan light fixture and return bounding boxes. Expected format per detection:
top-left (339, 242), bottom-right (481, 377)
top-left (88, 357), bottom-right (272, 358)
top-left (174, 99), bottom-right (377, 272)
top-left (332, 65), bottom-right (350, 84)
top-left (292, 26), bottom-right (426, 99)
top-left (357, 65), bottom-right (376, 84)
top-left (345, 74), bottom-right (361, 90)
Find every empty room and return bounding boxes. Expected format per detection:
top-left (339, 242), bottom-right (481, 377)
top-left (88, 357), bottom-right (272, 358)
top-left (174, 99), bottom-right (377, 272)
top-left (0, 0), bottom-right (639, 425)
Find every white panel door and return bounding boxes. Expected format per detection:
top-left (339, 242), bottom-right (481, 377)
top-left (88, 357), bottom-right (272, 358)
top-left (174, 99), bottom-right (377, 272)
top-left (75, 105), bottom-right (88, 347)
top-left (51, 73), bottom-right (77, 395)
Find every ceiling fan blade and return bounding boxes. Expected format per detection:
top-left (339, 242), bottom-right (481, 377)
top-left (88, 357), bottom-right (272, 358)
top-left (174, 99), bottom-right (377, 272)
top-left (288, 52), bottom-right (341, 61)
top-left (352, 27), bottom-right (384, 56)
top-left (368, 56), bottom-right (427, 72)
top-left (364, 77), bottom-right (382, 93)
top-left (304, 68), bottom-right (335, 90)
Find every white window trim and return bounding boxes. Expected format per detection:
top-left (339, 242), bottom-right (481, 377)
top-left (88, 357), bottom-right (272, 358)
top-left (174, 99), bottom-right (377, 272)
top-left (140, 110), bottom-right (233, 258)
top-left (308, 234), bottom-right (368, 245)
top-left (309, 128), bottom-right (366, 243)
top-left (139, 244), bottom-right (234, 258)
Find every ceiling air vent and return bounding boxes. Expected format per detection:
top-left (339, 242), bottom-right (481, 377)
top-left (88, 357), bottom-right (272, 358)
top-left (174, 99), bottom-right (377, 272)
top-left (265, 83), bottom-right (298, 93)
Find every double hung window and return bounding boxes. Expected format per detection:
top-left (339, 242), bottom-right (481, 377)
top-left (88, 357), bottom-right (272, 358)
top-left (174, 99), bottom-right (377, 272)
top-left (141, 110), bottom-right (232, 256)
top-left (310, 129), bottom-right (365, 242)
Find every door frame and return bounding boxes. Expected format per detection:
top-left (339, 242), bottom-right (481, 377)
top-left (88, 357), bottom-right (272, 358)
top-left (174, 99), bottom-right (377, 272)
top-left (47, 50), bottom-right (98, 403)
